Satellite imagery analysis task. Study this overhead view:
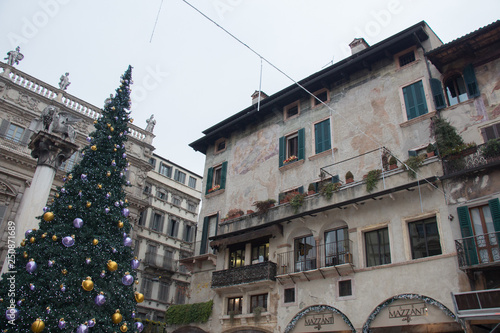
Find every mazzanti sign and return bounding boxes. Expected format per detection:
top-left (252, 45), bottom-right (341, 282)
top-left (304, 312), bottom-right (335, 330)
top-left (388, 302), bottom-right (428, 323)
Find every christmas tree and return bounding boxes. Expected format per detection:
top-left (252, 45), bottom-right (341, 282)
top-left (0, 66), bottom-right (144, 332)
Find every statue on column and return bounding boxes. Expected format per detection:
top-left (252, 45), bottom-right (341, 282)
top-left (145, 114), bottom-right (156, 133)
top-left (59, 72), bottom-right (71, 90)
top-left (29, 106), bottom-right (81, 143)
top-left (4, 46), bottom-right (24, 66)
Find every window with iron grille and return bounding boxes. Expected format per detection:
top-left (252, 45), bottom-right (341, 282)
top-left (398, 50), bottom-right (416, 67)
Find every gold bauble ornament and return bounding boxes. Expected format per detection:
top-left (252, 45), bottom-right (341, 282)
top-left (82, 277), bottom-right (94, 291)
top-left (92, 239), bottom-right (99, 245)
top-left (86, 202), bottom-right (92, 208)
top-left (134, 292), bottom-right (144, 303)
top-left (41, 233), bottom-right (47, 238)
top-left (117, 221), bottom-right (124, 228)
top-left (62, 269), bottom-right (68, 275)
top-left (43, 212), bottom-right (54, 221)
top-left (55, 193), bottom-right (59, 198)
top-left (29, 237), bottom-right (35, 244)
top-left (130, 118), bottom-right (133, 123)
top-left (98, 184), bottom-right (102, 189)
top-left (120, 323), bottom-right (128, 332)
top-left (52, 235), bottom-right (58, 241)
top-left (125, 199), bottom-right (128, 203)
top-left (135, 280), bottom-right (139, 285)
top-left (21, 240), bottom-right (26, 247)
top-left (113, 148), bottom-right (117, 152)
top-left (23, 252), bottom-right (28, 258)
top-left (107, 123), bottom-right (111, 128)
top-left (107, 260), bottom-right (118, 272)
top-left (111, 310), bottom-right (122, 324)
top-left (106, 171), bottom-right (111, 177)
top-left (31, 318), bottom-right (45, 332)
top-left (68, 174), bottom-right (73, 180)
top-left (68, 205), bottom-right (72, 210)
top-left (94, 120), bottom-right (98, 124)
top-left (91, 145), bottom-right (97, 151)
top-left (110, 127), bottom-right (114, 132)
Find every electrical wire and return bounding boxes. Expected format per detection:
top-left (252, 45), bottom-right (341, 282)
top-left (150, 0), bottom-right (165, 43)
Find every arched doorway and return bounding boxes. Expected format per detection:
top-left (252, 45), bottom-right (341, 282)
top-left (172, 326), bottom-right (208, 333)
top-left (284, 305), bottom-right (356, 333)
top-left (362, 294), bottom-right (465, 332)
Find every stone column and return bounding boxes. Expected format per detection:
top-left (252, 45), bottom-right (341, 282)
top-left (13, 131), bottom-right (78, 246)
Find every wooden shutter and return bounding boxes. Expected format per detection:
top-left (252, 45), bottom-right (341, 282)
top-left (463, 64), bottom-right (479, 98)
top-left (173, 220), bottom-right (179, 238)
top-left (199, 217), bottom-right (210, 255)
top-left (0, 119), bottom-right (10, 137)
top-left (298, 128), bottom-right (305, 160)
top-left (403, 81), bottom-right (428, 120)
top-left (489, 198), bottom-right (500, 232)
top-left (205, 167), bottom-right (213, 194)
top-left (315, 119), bottom-right (331, 154)
top-left (279, 136), bottom-right (285, 167)
top-left (430, 78), bottom-right (446, 110)
top-left (159, 214), bottom-right (165, 233)
top-left (457, 206), bottom-right (478, 265)
top-left (220, 161), bottom-right (228, 190)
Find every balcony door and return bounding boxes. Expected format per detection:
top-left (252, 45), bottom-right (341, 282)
top-left (294, 235), bottom-right (316, 272)
top-left (470, 205), bottom-right (499, 264)
top-left (325, 227), bottom-right (348, 266)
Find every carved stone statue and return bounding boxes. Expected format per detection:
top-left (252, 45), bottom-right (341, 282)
top-left (4, 46), bottom-right (24, 66)
top-left (145, 114), bottom-right (156, 133)
top-left (59, 72), bottom-right (71, 90)
top-left (29, 106), bottom-right (81, 143)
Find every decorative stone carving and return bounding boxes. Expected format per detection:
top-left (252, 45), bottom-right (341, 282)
top-left (4, 46), bottom-right (24, 66)
top-left (29, 106), bottom-right (81, 143)
top-left (18, 93), bottom-right (39, 111)
top-left (29, 132), bottom-right (78, 170)
top-left (145, 114), bottom-right (156, 133)
top-left (58, 72), bottom-right (70, 90)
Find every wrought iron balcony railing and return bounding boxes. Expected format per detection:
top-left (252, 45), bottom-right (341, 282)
top-left (276, 240), bottom-right (353, 275)
top-left (211, 261), bottom-right (277, 288)
top-left (442, 143), bottom-right (500, 176)
top-left (455, 232), bottom-right (500, 269)
top-left (143, 252), bottom-right (178, 272)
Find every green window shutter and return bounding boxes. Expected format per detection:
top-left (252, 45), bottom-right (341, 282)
top-left (463, 64), bottom-right (479, 98)
top-left (457, 206), bottom-right (478, 266)
top-left (297, 128), bottom-right (305, 160)
top-left (414, 80), bottom-right (428, 117)
top-left (430, 78), bottom-right (446, 110)
top-left (488, 198), bottom-right (500, 232)
top-left (403, 85), bottom-right (417, 120)
top-left (403, 81), bottom-right (428, 120)
top-left (205, 167), bottom-right (213, 194)
top-left (199, 217), bottom-right (210, 255)
top-left (298, 186), bottom-right (304, 194)
top-left (315, 119), bottom-right (331, 154)
top-left (279, 136), bottom-right (285, 167)
top-left (220, 161), bottom-right (228, 190)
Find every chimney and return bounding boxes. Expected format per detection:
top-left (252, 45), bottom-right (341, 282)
top-left (251, 90), bottom-right (268, 105)
top-left (349, 38), bottom-right (370, 55)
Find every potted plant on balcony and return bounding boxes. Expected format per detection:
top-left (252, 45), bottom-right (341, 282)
top-left (482, 138), bottom-right (500, 159)
top-left (253, 306), bottom-right (264, 322)
top-left (226, 208), bottom-right (244, 220)
top-left (307, 183), bottom-right (316, 195)
top-left (252, 199), bottom-right (276, 215)
top-left (404, 154), bottom-right (425, 179)
top-left (365, 169), bottom-right (382, 193)
top-left (320, 182), bottom-right (340, 200)
top-left (389, 156), bottom-right (398, 170)
top-left (426, 143), bottom-right (436, 158)
top-left (290, 192), bottom-right (306, 213)
top-left (345, 171), bottom-right (354, 184)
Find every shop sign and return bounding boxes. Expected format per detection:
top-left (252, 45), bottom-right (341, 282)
top-left (388, 302), bottom-right (427, 323)
top-left (304, 312), bottom-right (334, 330)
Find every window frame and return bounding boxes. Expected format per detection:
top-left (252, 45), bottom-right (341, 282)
top-left (294, 234), bottom-right (316, 272)
top-left (158, 281), bottom-right (170, 302)
top-left (324, 227), bottom-right (349, 266)
top-left (480, 122), bottom-right (500, 142)
top-left (227, 296), bottom-right (243, 315)
top-left (313, 117), bottom-right (332, 155)
top-left (206, 162), bottom-right (227, 194)
top-left (408, 216), bottom-right (443, 260)
top-left (394, 46), bottom-right (418, 69)
top-left (311, 88), bottom-right (330, 108)
top-left (251, 240), bottom-right (269, 264)
top-left (250, 293), bottom-right (268, 313)
top-left (283, 287), bottom-right (296, 305)
top-left (284, 101), bottom-right (300, 120)
top-left (214, 137), bottom-right (227, 154)
top-left (159, 162), bottom-right (172, 178)
top-left (151, 213), bottom-right (164, 233)
top-left (400, 78), bottom-right (430, 121)
top-left (364, 226), bottom-right (391, 267)
top-left (188, 176), bottom-right (197, 189)
top-left (229, 244), bottom-right (245, 269)
top-left (338, 278), bottom-right (354, 299)
top-left (174, 169), bottom-right (186, 184)
top-left (279, 128), bottom-right (305, 167)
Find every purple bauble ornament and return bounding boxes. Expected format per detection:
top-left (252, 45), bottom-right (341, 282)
top-left (78, 191), bottom-right (83, 198)
top-left (120, 200), bottom-right (124, 206)
top-left (81, 151), bottom-right (85, 157)
top-left (88, 319), bottom-right (95, 327)
top-left (114, 116), bottom-right (118, 120)
top-left (73, 218), bottom-right (84, 228)
top-left (95, 293), bottom-right (106, 306)
top-left (30, 283), bottom-right (35, 291)
top-left (43, 206), bottom-right (48, 212)
top-left (60, 285), bottom-right (66, 292)
top-left (25, 229), bottom-right (33, 238)
top-left (16, 300), bottom-right (22, 306)
top-left (132, 311), bottom-right (136, 318)
top-left (61, 188), bottom-right (66, 193)
top-left (85, 258), bottom-right (91, 265)
top-left (76, 324), bottom-right (89, 333)
top-left (108, 135), bottom-right (112, 139)
top-left (112, 248), bottom-right (117, 254)
top-left (111, 160), bottom-right (116, 166)
top-left (114, 201), bottom-right (120, 207)
top-left (104, 207), bottom-right (110, 214)
top-left (120, 172), bottom-right (124, 177)
top-left (81, 174), bottom-right (87, 181)
top-left (122, 273), bottom-right (134, 286)
top-left (86, 136), bottom-right (92, 142)
top-left (62, 236), bottom-right (75, 247)
top-left (122, 208), bottom-right (130, 217)
top-left (5, 308), bottom-right (19, 321)
top-left (124, 130), bottom-right (128, 135)
top-left (131, 258), bottom-right (140, 270)
top-left (58, 319), bottom-right (66, 329)
top-left (46, 307), bottom-right (51, 314)
top-left (48, 260), bottom-right (54, 267)
top-left (63, 177), bottom-right (67, 182)
top-left (124, 237), bottom-right (132, 247)
top-left (122, 153), bottom-right (127, 159)
top-left (135, 322), bottom-right (144, 332)
top-left (100, 271), bottom-right (105, 278)
top-left (106, 192), bottom-right (111, 199)
top-left (126, 181), bottom-right (131, 185)
top-left (26, 260), bottom-right (37, 274)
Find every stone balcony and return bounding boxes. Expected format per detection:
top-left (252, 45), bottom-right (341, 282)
top-left (211, 261), bottom-right (277, 288)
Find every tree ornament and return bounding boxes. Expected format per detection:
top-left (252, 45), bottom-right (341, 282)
top-left (105, 207), bottom-right (110, 214)
top-left (91, 145), bottom-right (97, 151)
top-left (78, 190), bottom-right (83, 197)
top-left (85, 258), bottom-right (91, 264)
top-left (68, 205), bottom-right (73, 209)
top-left (134, 292), bottom-right (144, 303)
top-left (131, 257), bottom-right (140, 270)
top-left (68, 174), bottom-right (73, 180)
top-left (21, 240), bottom-right (26, 247)
top-left (46, 306), bottom-right (51, 314)
top-left (113, 148), bottom-right (117, 152)
top-left (73, 218), bottom-right (84, 228)
top-left (26, 259), bottom-right (37, 274)
top-left (58, 318), bottom-right (66, 329)
top-left (25, 229), bottom-right (34, 238)
top-left (61, 188), bottom-right (66, 193)
top-left (61, 269), bottom-right (68, 275)
top-left (29, 237), bottom-right (35, 243)
top-left (111, 310), bottom-right (122, 324)
top-left (23, 251), bottom-right (28, 258)
top-left (131, 311), bottom-right (135, 318)
top-left (43, 212), bottom-right (54, 221)
top-left (106, 171), bottom-right (111, 177)
top-left (122, 272), bottom-right (134, 286)
top-left (107, 260), bottom-right (118, 271)
top-left (122, 208), bottom-right (130, 217)
top-left (5, 308), bottom-right (19, 320)
top-left (112, 247), bottom-right (118, 253)
top-left (55, 193), bottom-right (60, 198)
top-left (52, 235), bottom-right (58, 241)
top-left (112, 160), bottom-right (116, 166)
top-left (110, 127), bottom-right (114, 132)
top-left (41, 233), bottom-right (47, 238)
top-left (62, 235), bottom-right (75, 247)
top-left (29, 283), bottom-right (35, 291)
top-left (120, 323), bottom-right (128, 332)
top-left (48, 260), bottom-right (54, 267)
top-left (31, 318), bottom-right (45, 332)
top-left (123, 237), bottom-right (132, 247)
top-left (76, 324), bottom-right (89, 333)
top-left (95, 292), bottom-right (106, 306)
top-left (88, 319), bottom-right (96, 327)
top-left (114, 201), bottom-right (120, 207)
top-left (82, 277), bottom-right (94, 291)
top-left (135, 280), bottom-right (139, 285)
top-left (134, 321), bottom-right (144, 332)
top-left (97, 184), bottom-right (102, 189)
top-left (100, 270), bottom-right (106, 278)
top-left (106, 192), bottom-right (111, 199)
top-left (86, 136), bottom-right (92, 142)
top-left (118, 221), bottom-right (124, 228)
top-left (86, 202), bottom-right (92, 208)
top-left (43, 206), bottom-right (48, 212)
top-left (81, 174), bottom-right (88, 181)
top-left (60, 284), bottom-right (66, 292)
top-left (107, 123), bottom-right (111, 128)
top-left (92, 239), bottom-right (99, 245)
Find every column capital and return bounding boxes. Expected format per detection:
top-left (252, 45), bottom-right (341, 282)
top-left (29, 131), bottom-right (79, 170)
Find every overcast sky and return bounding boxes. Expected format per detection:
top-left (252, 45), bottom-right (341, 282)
top-left (1, 1), bottom-right (499, 175)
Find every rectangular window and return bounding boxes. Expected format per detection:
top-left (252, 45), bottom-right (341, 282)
top-left (200, 214), bottom-right (218, 255)
top-left (158, 282), bottom-right (170, 301)
top-left (163, 249), bottom-right (174, 270)
top-left (229, 246), bottom-right (245, 268)
top-left (143, 182), bottom-right (152, 194)
top-left (174, 170), bottom-right (186, 184)
top-left (250, 294), bottom-right (268, 312)
top-left (365, 228), bottom-right (391, 267)
top-left (284, 288), bottom-right (295, 303)
top-left (59, 152), bottom-right (79, 172)
top-left (279, 129), bottom-right (305, 167)
top-left (227, 297), bottom-right (243, 315)
top-left (206, 162), bottom-right (227, 194)
top-left (213, 166), bottom-right (222, 188)
top-left (402, 80), bottom-right (428, 120)
top-left (399, 50), bottom-right (416, 67)
top-left (314, 119), bottom-right (332, 154)
top-left (151, 213), bottom-right (163, 232)
top-left (187, 202), bottom-right (197, 212)
top-left (159, 163), bottom-right (172, 178)
top-left (156, 190), bottom-right (166, 200)
top-left (172, 197), bottom-right (181, 206)
top-left (168, 219), bottom-right (178, 238)
top-left (149, 157), bottom-right (156, 168)
top-left (188, 176), bottom-right (197, 188)
top-left (5, 123), bottom-right (24, 143)
top-left (313, 89), bottom-right (329, 106)
top-left (184, 225), bottom-right (193, 242)
top-left (251, 241), bottom-right (269, 264)
top-left (481, 123), bottom-right (500, 141)
top-left (325, 227), bottom-right (349, 266)
top-left (142, 278), bottom-right (153, 299)
top-left (176, 284), bottom-right (187, 304)
top-left (294, 235), bottom-right (316, 272)
top-left (146, 244), bottom-right (157, 265)
top-left (409, 216), bottom-right (442, 259)
top-left (215, 138), bottom-right (227, 153)
top-left (338, 280), bottom-right (352, 297)
top-left (284, 101), bottom-right (300, 119)
top-left (138, 211), bottom-right (146, 226)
